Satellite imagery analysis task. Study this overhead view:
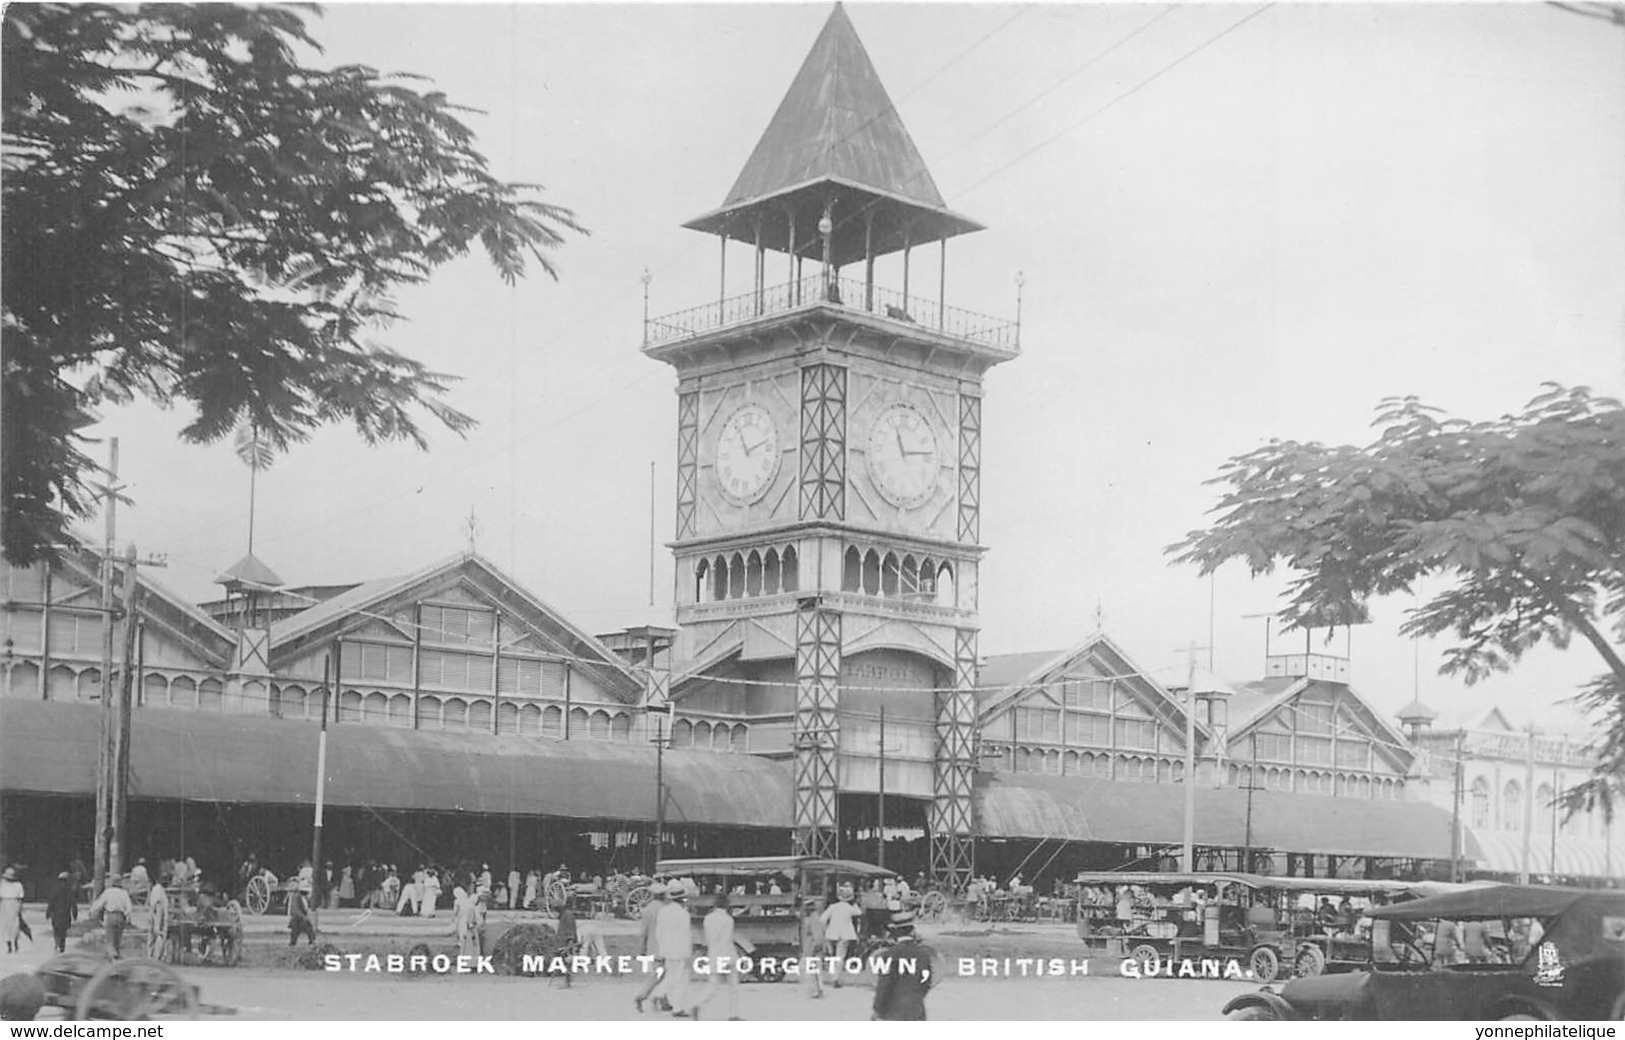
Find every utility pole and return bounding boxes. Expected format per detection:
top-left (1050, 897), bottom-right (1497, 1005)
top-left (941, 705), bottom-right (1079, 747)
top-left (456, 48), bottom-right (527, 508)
top-left (93, 439), bottom-right (119, 896)
top-left (311, 655), bottom-right (330, 931)
top-left (1240, 766), bottom-right (1265, 872)
top-left (108, 545), bottom-right (140, 878)
top-left (874, 707), bottom-right (899, 870)
top-left (1519, 724), bottom-right (1536, 885)
top-left (1450, 729), bottom-right (1465, 883)
top-left (650, 714), bottom-right (668, 873)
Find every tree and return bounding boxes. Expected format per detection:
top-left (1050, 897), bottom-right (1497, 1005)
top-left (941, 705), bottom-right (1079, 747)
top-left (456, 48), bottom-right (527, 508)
top-left (1169, 385), bottom-right (1625, 814)
top-left (2, 4), bottom-right (586, 563)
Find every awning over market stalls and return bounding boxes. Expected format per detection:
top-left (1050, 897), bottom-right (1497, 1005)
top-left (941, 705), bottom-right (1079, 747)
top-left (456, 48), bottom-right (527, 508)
top-left (1464, 826), bottom-right (1624, 881)
top-left (0, 700), bottom-right (791, 829)
top-left (977, 770), bottom-right (1475, 862)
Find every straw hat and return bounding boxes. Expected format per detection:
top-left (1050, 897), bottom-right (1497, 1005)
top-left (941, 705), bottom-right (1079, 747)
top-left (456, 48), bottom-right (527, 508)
top-left (1, 867), bottom-right (16, 881)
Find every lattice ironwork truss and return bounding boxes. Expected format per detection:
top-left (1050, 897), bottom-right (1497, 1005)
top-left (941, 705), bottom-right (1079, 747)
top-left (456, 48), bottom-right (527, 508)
top-left (793, 601), bottom-right (841, 858)
top-left (800, 363), bottom-right (846, 522)
top-left (676, 391), bottom-right (699, 540)
top-left (958, 394), bottom-right (981, 544)
top-left (930, 628), bottom-right (978, 890)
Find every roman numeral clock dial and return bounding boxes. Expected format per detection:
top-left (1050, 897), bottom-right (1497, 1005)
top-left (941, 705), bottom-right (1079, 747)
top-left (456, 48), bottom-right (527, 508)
top-left (866, 402), bottom-right (940, 509)
top-left (713, 403), bottom-right (781, 506)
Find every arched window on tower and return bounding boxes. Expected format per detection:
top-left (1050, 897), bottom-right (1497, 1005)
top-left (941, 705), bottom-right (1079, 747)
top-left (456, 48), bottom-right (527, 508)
top-left (918, 559), bottom-right (936, 597)
top-left (746, 551), bottom-right (763, 597)
top-left (843, 547), bottom-right (862, 592)
top-left (728, 553), bottom-right (746, 599)
top-left (764, 549), bottom-right (781, 595)
top-left (901, 555), bottom-right (919, 596)
top-left (781, 545), bottom-right (799, 592)
top-left (881, 553), bottom-right (900, 597)
top-left (862, 550), bottom-right (880, 596)
top-left (713, 556), bottom-right (729, 602)
top-left (935, 563), bottom-right (956, 607)
top-left (695, 559), bottom-right (710, 604)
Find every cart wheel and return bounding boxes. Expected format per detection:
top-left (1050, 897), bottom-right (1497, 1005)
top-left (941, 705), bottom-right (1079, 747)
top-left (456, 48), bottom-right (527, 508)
top-left (1294, 943), bottom-right (1326, 979)
top-left (918, 890), bottom-right (948, 923)
top-left (625, 885), bottom-right (652, 917)
top-left (245, 875), bottom-right (271, 916)
top-left (1249, 945), bottom-right (1281, 984)
top-left (75, 958), bottom-right (198, 1021)
top-left (1130, 944), bottom-right (1162, 971)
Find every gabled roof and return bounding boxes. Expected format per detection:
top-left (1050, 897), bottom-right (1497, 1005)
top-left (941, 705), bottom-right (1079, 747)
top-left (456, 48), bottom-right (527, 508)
top-left (267, 552), bottom-right (642, 703)
top-left (49, 542), bottom-right (235, 665)
top-left (975, 632), bottom-right (1207, 740)
top-left (1226, 676), bottom-right (1415, 773)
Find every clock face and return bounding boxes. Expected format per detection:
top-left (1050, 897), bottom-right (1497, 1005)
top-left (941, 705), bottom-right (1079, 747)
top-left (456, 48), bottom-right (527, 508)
top-left (866, 403), bottom-right (940, 508)
top-left (713, 403), bottom-right (781, 505)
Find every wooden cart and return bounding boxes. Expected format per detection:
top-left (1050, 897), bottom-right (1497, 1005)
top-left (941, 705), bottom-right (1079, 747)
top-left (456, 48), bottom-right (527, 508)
top-left (146, 887), bottom-right (244, 966)
top-left (34, 951), bottom-right (198, 1020)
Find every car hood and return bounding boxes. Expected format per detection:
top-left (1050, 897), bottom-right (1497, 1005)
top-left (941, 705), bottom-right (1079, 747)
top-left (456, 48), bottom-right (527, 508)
top-left (1278, 970), bottom-right (1372, 1019)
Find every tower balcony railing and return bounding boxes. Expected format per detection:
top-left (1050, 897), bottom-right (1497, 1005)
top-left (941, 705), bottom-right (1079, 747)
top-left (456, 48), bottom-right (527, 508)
top-left (645, 274), bottom-right (1020, 352)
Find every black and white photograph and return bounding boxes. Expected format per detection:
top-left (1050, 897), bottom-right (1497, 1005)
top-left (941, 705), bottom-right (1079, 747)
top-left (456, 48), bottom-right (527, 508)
top-left (1, 0), bottom-right (1623, 1024)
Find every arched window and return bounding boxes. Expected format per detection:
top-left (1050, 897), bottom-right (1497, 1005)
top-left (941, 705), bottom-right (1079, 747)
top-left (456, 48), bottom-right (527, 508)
top-left (590, 709), bottom-right (611, 739)
top-left (1015, 747), bottom-right (1032, 773)
top-left (862, 550), bottom-right (880, 595)
top-left (418, 695), bottom-right (442, 730)
top-left (1536, 784), bottom-right (1555, 830)
top-left (728, 553), bottom-right (746, 599)
top-left (199, 678), bottom-right (223, 711)
top-left (611, 713), bottom-right (632, 741)
top-left (1064, 750), bottom-right (1079, 775)
top-left (141, 672), bottom-right (167, 708)
top-left (443, 697), bottom-right (468, 730)
top-left (170, 675), bottom-right (197, 709)
top-left (468, 699), bottom-right (492, 732)
top-left (713, 723), bottom-right (730, 750)
top-left (497, 701), bottom-right (518, 734)
top-left (338, 689), bottom-right (362, 722)
top-left (520, 703), bottom-right (542, 736)
top-left (1503, 780), bottom-right (1523, 831)
top-left (279, 685), bottom-right (306, 719)
top-left (881, 553), bottom-right (900, 597)
top-left (1172, 759), bottom-right (1185, 782)
top-left (1157, 759), bottom-right (1171, 784)
top-left (673, 719), bottom-right (692, 748)
top-left (695, 720), bottom-right (713, 749)
top-left (391, 694), bottom-right (413, 728)
top-left (936, 563), bottom-right (956, 607)
top-left (781, 545), bottom-right (799, 592)
top-left (1226, 764), bottom-right (1238, 786)
top-left (764, 550), bottom-right (781, 595)
top-left (569, 706), bottom-right (589, 736)
top-left (364, 691), bottom-right (388, 723)
top-left (843, 546), bottom-right (862, 592)
top-left (1046, 749), bottom-right (1061, 774)
top-left (746, 551), bottom-right (763, 597)
top-left (901, 555), bottom-right (919, 595)
top-left (694, 559), bottom-right (710, 604)
top-left (730, 725), bottom-right (748, 753)
top-left (78, 668), bottom-right (102, 702)
top-left (1358, 775), bottom-right (1371, 799)
top-left (713, 556), bottom-right (729, 602)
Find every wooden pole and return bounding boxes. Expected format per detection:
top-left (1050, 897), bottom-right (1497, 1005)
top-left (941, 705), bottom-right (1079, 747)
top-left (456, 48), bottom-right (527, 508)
top-left (878, 706), bottom-right (886, 871)
top-left (94, 437), bottom-right (119, 895)
top-left (109, 544), bottom-right (139, 877)
top-left (311, 655), bottom-right (330, 930)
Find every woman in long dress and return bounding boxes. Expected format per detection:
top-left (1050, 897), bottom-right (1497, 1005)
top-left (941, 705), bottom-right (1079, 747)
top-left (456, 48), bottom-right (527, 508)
top-left (0, 867), bottom-right (25, 952)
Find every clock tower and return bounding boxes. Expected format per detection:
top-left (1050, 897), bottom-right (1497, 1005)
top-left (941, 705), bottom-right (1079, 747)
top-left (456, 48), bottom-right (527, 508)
top-left (644, 5), bottom-right (1018, 887)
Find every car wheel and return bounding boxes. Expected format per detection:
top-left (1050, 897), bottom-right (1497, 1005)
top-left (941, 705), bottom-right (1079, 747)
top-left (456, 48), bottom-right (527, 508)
top-left (1294, 944), bottom-right (1326, 978)
top-left (1226, 1005), bottom-right (1281, 1021)
top-left (1130, 944), bottom-right (1161, 971)
top-left (1249, 945), bottom-right (1281, 984)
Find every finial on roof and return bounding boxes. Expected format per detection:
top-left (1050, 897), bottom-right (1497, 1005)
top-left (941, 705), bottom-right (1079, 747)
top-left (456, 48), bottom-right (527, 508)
top-left (1396, 697), bottom-right (1438, 724)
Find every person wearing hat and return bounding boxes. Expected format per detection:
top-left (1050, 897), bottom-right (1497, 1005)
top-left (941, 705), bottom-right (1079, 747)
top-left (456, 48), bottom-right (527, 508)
top-left (287, 874), bottom-right (317, 947)
top-left (651, 883), bottom-right (694, 1016)
top-left (800, 898), bottom-right (827, 999)
top-left (86, 875), bottom-right (134, 958)
top-left (46, 872), bottom-right (77, 953)
top-left (692, 890), bottom-right (741, 1021)
top-left (0, 868), bottom-right (24, 953)
top-left (820, 884), bottom-right (861, 987)
top-left (632, 881), bottom-right (669, 1013)
top-left (870, 911), bottom-right (937, 1021)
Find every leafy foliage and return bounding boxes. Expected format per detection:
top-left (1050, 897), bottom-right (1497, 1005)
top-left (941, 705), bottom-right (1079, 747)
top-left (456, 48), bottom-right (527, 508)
top-left (1170, 385), bottom-right (1625, 814)
top-left (2, 3), bottom-right (586, 562)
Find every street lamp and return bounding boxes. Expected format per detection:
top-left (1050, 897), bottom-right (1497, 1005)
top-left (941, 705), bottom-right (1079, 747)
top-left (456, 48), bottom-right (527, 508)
top-left (1179, 651), bottom-right (1234, 872)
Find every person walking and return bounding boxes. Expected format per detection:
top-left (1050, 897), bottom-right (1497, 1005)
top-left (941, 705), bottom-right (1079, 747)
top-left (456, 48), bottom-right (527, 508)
top-left (693, 891), bottom-right (741, 1021)
top-left (287, 878), bottom-right (317, 947)
top-left (0, 867), bottom-right (24, 953)
top-left (420, 867), bottom-right (441, 918)
top-left (507, 867), bottom-right (521, 911)
top-left (633, 881), bottom-right (668, 1013)
top-left (800, 898), bottom-right (827, 1000)
top-left (871, 911), bottom-right (936, 1021)
top-left (652, 885), bottom-right (693, 1017)
top-left (452, 887), bottom-right (480, 959)
top-left (86, 875), bottom-right (133, 958)
top-left (46, 873), bottom-right (76, 953)
top-left (145, 874), bottom-right (169, 959)
top-left (821, 885), bottom-right (861, 987)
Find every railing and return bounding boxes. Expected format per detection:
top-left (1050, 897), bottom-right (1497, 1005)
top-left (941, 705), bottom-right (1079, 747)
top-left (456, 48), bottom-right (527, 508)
top-left (645, 274), bottom-right (1020, 352)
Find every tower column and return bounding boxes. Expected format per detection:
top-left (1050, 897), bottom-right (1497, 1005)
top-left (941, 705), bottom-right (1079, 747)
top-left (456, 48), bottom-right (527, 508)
top-left (793, 597), bottom-right (841, 858)
top-left (930, 627), bottom-right (978, 890)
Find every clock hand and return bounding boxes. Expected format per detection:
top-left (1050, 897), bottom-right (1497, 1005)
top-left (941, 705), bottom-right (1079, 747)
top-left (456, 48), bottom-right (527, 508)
top-left (894, 426), bottom-right (906, 457)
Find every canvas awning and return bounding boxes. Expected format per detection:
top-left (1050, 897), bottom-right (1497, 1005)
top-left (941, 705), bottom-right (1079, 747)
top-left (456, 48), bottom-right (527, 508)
top-left (0, 701), bottom-right (790, 829)
top-left (977, 771), bottom-right (1473, 861)
top-left (1465, 826), bottom-right (1623, 881)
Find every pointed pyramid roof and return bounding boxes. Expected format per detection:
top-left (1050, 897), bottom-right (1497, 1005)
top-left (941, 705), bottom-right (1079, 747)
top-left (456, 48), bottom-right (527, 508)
top-left (1396, 697), bottom-right (1439, 725)
top-left (216, 552), bottom-right (284, 590)
top-left (684, 4), bottom-right (981, 266)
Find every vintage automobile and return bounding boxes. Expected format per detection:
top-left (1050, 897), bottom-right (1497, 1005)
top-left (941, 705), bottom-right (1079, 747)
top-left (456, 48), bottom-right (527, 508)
top-left (1073, 871), bottom-right (1293, 981)
top-left (657, 855), bottom-right (895, 981)
top-left (1264, 876), bottom-right (1418, 979)
top-left (1221, 884), bottom-right (1625, 1020)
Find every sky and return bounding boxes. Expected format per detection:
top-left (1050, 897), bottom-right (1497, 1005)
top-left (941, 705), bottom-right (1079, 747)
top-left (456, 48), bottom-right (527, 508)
top-left (84, 2), bottom-right (1625, 735)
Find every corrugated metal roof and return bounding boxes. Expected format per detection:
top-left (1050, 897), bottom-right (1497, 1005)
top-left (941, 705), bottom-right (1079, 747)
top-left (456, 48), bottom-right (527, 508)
top-left (0, 701), bottom-right (790, 829)
top-left (976, 771), bottom-right (1472, 861)
top-left (216, 552), bottom-right (285, 589)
